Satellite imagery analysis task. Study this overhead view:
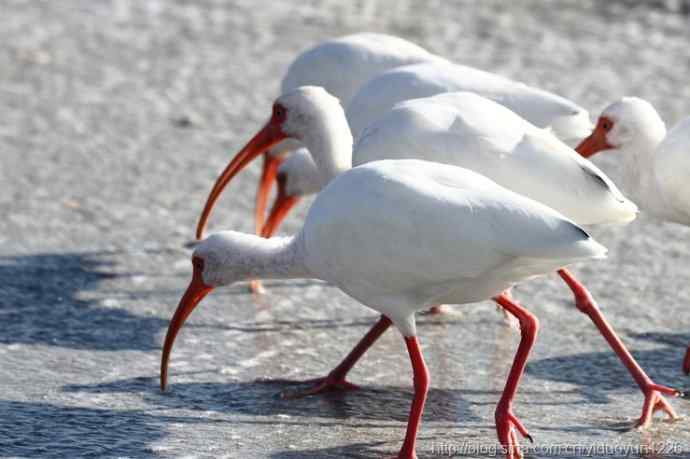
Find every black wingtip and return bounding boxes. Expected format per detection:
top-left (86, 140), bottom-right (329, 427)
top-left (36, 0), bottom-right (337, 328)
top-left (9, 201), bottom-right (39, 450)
top-left (569, 222), bottom-right (591, 241)
top-left (580, 163), bottom-right (610, 190)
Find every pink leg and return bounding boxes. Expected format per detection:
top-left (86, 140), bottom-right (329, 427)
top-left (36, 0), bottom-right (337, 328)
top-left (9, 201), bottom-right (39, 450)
top-left (282, 315), bottom-right (392, 399)
top-left (558, 269), bottom-right (681, 427)
top-left (493, 293), bottom-right (538, 459)
top-left (394, 336), bottom-right (430, 459)
top-left (495, 288), bottom-right (520, 329)
top-left (684, 345), bottom-right (690, 375)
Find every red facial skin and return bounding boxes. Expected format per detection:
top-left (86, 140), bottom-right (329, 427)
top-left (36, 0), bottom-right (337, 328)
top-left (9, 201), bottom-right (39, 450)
top-left (575, 116), bottom-right (614, 158)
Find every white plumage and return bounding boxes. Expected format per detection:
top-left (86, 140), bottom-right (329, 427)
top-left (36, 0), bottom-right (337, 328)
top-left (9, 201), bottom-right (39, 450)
top-left (346, 60), bottom-right (593, 146)
top-left (654, 117), bottom-right (690, 224)
top-left (280, 33), bottom-right (438, 108)
top-left (300, 160), bottom-right (606, 335)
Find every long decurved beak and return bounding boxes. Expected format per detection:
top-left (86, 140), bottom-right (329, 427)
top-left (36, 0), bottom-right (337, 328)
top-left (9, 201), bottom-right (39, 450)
top-left (196, 122), bottom-right (287, 240)
top-left (575, 123), bottom-right (613, 158)
top-left (160, 258), bottom-right (213, 391)
top-left (254, 153), bottom-right (285, 235)
top-left (260, 175), bottom-right (301, 238)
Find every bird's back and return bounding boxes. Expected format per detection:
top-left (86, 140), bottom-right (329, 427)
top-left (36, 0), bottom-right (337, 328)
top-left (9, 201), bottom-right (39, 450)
top-left (301, 160), bottom-right (605, 312)
top-left (281, 33), bottom-right (437, 108)
top-left (654, 116), bottom-right (690, 224)
top-left (345, 60), bottom-right (590, 142)
top-left (353, 92), bottom-right (637, 226)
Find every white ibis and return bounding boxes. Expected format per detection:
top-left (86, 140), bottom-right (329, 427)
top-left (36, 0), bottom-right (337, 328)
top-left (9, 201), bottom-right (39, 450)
top-left (194, 87), bottom-right (682, 427)
top-left (163, 159), bottom-right (608, 459)
top-left (577, 97), bottom-right (690, 375)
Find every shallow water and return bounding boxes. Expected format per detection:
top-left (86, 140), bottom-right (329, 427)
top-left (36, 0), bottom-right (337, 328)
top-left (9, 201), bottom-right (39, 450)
top-left (2, 1), bottom-right (690, 458)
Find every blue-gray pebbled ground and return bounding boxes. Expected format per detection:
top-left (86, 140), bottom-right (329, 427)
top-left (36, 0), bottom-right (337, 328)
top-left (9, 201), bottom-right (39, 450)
top-left (2, 1), bottom-right (690, 458)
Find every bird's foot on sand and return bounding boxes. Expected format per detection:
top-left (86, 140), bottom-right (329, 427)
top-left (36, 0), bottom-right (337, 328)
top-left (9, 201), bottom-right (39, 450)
top-left (496, 408), bottom-right (533, 459)
top-left (636, 383), bottom-right (683, 428)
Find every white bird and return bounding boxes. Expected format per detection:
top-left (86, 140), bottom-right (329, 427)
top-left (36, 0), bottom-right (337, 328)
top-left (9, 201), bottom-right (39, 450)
top-left (251, 33), bottom-right (438, 241)
top-left (163, 159), bottom-right (608, 459)
top-left (346, 60), bottom-right (593, 145)
top-left (194, 87), bottom-right (681, 426)
top-left (576, 97), bottom-right (690, 375)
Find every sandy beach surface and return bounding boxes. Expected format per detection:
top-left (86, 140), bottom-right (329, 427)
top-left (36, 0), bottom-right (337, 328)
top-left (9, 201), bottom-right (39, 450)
top-left (2, 1), bottom-right (690, 457)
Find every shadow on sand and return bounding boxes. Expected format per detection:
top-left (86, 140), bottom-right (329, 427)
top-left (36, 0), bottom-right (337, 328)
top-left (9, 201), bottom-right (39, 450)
top-left (527, 329), bottom-right (690, 405)
top-left (0, 399), bottom-right (226, 458)
top-left (63, 375), bottom-right (480, 425)
top-left (0, 251), bottom-right (168, 351)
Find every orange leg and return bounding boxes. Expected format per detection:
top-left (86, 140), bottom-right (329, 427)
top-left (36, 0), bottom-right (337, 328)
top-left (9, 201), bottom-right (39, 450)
top-left (558, 269), bottom-right (681, 427)
top-left (493, 293), bottom-right (538, 459)
top-left (392, 336), bottom-right (430, 459)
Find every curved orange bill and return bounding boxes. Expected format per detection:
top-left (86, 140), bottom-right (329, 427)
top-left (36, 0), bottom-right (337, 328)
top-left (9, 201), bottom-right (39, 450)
top-left (160, 258), bottom-right (213, 391)
top-left (575, 121), bottom-right (613, 158)
top-left (260, 177), bottom-right (301, 238)
top-left (196, 122), bottom-right (287, 240)
top-left (254, 153), bottom-right (285, 235)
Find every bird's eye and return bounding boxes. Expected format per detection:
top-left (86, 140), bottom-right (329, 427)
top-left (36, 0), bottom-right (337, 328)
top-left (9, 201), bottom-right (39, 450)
top-left (273, 104), bottom-right (286, 121)
top-left (601, 119), bottom-right (612, 131)
top-left (192, 257), bottom-right (204, 271)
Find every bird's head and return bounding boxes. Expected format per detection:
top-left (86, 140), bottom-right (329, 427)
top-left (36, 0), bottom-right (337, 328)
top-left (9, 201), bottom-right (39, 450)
top-left (253, 148), bottom-right (320, 239)
top-left (276, 148), bottom-right (320, 198)
top-left (196, 86), bottom-right (343, 240)
top-left (576, 97), bottom-right (665, 158)
top-left (160, 232), bottom-right (265, 392)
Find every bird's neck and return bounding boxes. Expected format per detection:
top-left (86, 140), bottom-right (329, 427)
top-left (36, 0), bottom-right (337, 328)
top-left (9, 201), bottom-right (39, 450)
top-left (238, 235), bottom-right (310, 282)
top-left (619, 127), bottom-right (666, 206)
top-left (301, 113), bottom-right (353, 188)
